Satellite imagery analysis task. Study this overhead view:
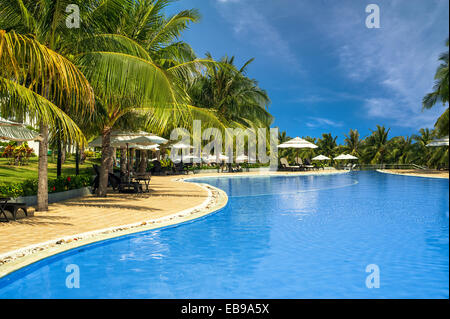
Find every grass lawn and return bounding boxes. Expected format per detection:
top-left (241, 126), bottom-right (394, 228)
top-left (0, 157), bottom-right (98, 185)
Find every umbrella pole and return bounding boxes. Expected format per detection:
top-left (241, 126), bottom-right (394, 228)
top-left (127, 143), bottom-right (130, 184)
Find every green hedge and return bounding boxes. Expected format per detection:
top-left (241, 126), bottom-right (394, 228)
top-left (0, 175), bottom-right (92, 198)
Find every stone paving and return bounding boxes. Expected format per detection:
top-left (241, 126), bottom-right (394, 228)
top-left (0, 175), bottom-right (207, 255)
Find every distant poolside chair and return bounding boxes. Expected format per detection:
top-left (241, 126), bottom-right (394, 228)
top-left (280, 158), bottom-right (300, 171)
top-left (303, 158), bottom-right (315, 171)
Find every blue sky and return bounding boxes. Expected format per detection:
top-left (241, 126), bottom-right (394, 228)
top-left (169, 0), bottom-right (449, 143)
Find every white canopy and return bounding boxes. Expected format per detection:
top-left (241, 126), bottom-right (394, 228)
top-left (0, 117), bottom-right (42, 142)
top-left (128, 144), bottom-right (159, 151)
top-left (334, 154), bottom-right (358, 160)
top-left (203, 154), bottom-right (231, 163)
top-left (427, 136), bottom-right (449, 147)
top-left (89, 131), bottom-right (166, 148)
top-left (171, 143), bottom-right (194, 149)
top-left (312, 155), bottom-right (330, 161)
top-left (236, 154), bottom-right (257, 163)
top-left (278, 137), bottom-right (318, 149)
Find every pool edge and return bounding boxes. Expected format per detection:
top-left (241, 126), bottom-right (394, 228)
top-left (0, 182), bottom-right (228, 279)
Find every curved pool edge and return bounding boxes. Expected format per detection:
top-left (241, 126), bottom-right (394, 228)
top-left (376, 169), bottom-right (449, 179)
top-left (0, 182), bottom-right (228, 279)
top-left (0, 170), bottom-right (349, 280)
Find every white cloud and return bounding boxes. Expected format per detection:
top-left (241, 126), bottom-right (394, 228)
top-left (215, 0), bottom-right (301, 71)
top-left (323, 0), bottom-right (449, 129)
top-left (305, 117), bottom-right (344, 128)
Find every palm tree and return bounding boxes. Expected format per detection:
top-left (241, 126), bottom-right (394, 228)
top-left (317, 133), bottom-right (337, 158)
top-left (71, 0), bottom-right (228, 196)
top-left (411, 128), bottom-right (434, 166)
top-left (343, 129), bottom-right (362, 157)
top-left (423, 39), bottom-right (449, 110)
top-left (187, 55), bottom-right (273, 130)
top-left (387, 136), bottom-right (415, 164)
top-left (434, 107), bottom-right (449, 138)
top-left (0, 30), bottom-right (94, 210)
top-left (363, 125), bottom-right (390, 164)
top-left (423, 39), bottom-right (449, 138)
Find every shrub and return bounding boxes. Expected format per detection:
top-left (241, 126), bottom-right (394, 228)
top-left (0, 175), bottom-right (92, 198)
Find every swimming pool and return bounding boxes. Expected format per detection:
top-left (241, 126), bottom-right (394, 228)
top-left (0, 171), bottom-right (448, 298)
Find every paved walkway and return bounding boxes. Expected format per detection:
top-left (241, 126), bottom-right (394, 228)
top-left (0, 176), bottom-right (207, 255)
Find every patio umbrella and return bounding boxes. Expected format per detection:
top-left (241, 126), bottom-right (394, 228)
top-left (278, 137), bottom-right (318, 149)
top-left (0, 117), bottom-right (42, 142)
top-left (312, 155), bottom-right (330, 161)
top-left (88, 132), bottom-right (167, 148)
top-left (334, 154), bottom-right (359, 160)
top-left (171, 143), bottom-right (194, 163)
top-left (128, 144), bottom-right (159, 151)
top-left (278, 137), bottom-right (318, 164)
top-left (236, 154), bottom-right (257, 163)
top-left (426, 136), bottom-right (449, 147)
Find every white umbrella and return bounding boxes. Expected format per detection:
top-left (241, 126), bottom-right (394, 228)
top-left (312, 155), bottom-right (330, 161)
top-left (278, 137), bottom-right (318, 149)
top-left (334, 154), bottom-right (358, 160)
top-left (0, 117), bottom-right (42, 142)
top-left (236, 154), bottom-right (257, 163)
top-left (128, 144), bottom-right (159, 151)
top-left (427, 136), bottom-right (449, 147)
top-left (171, 143), bottom-right (195, 163)
top-left (204, 154), bottom-right (230, 163)
top-left (88, 132), bottom-right (166, 148)
top-left (171, 143), bottom-right (194, 149)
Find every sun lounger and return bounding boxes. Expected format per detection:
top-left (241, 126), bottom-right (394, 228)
top-left (280, 158), bottom-right (301, 171)
top-left (303, 158), bottom-right (315, 171)
top-left (0, 197), bottom-right (28, 222)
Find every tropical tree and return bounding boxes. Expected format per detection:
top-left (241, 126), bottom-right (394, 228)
top-left (70, 0), bottom-right (229, 196)
top-left (187, 55), bottom-right (273, 130)
top-left (411, 128), bottom-right (435, 166)
top-left (362, 125), bottom-right (390, 164)
top-left (387, 136), bottom-right (415, 164)
top-left (317, 133), bottom-right (337, 158)
top-left (423, 38), bottom-right (449, 138)
top-left (423, 39), bottom-right (449, 110)
top-left (0, 30), bottom-right (94, 210)
top-left (343, 129), bottom-right (362, 157)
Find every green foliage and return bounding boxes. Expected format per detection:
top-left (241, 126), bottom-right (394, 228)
top-left (0, 175), bottom-right (92, 198)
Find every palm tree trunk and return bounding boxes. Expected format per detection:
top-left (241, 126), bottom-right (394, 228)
top-left (120, 147), bottom-right (127, 178)
top-left (75, 144), bottom-right (80, 176)
top-left (130, 149), bottom-right (136, 173)
top-left (97, 127), bottom-right (112, 197)
top-left (61, 144), bottom-right (66, 165)
top-left (57, 135), bottom-right (62, 177)
top-left (139, 150), bottom-right (147, 173)
top-left (37, 123), bottom-right (49, 211)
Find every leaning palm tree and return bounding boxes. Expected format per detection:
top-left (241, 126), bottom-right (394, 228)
top-left (0, 0), bottom-right (99, 210)
top-left (0, 30), bottom-right (94, 210)
top-left (71, 0), bottom-right (227, 196)
top-left (423, 39), bottom-right (449, 110)
top-left (423, 39), bottom-right (449, 138)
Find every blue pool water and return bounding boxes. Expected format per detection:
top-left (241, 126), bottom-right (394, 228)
top-left (0, 171), bottom-right (448, 298)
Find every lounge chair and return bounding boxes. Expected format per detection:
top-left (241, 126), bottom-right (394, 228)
top-left (4, 203), bottom-right (28, 221)
top-left (303, 158), bottom-right (315, 171)
top-left (172, 162), bottom-right (188, 175)
top-left (0, 198), bottom-right (28, 222)
top-left (280, 158), bottom-right (300, 171)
